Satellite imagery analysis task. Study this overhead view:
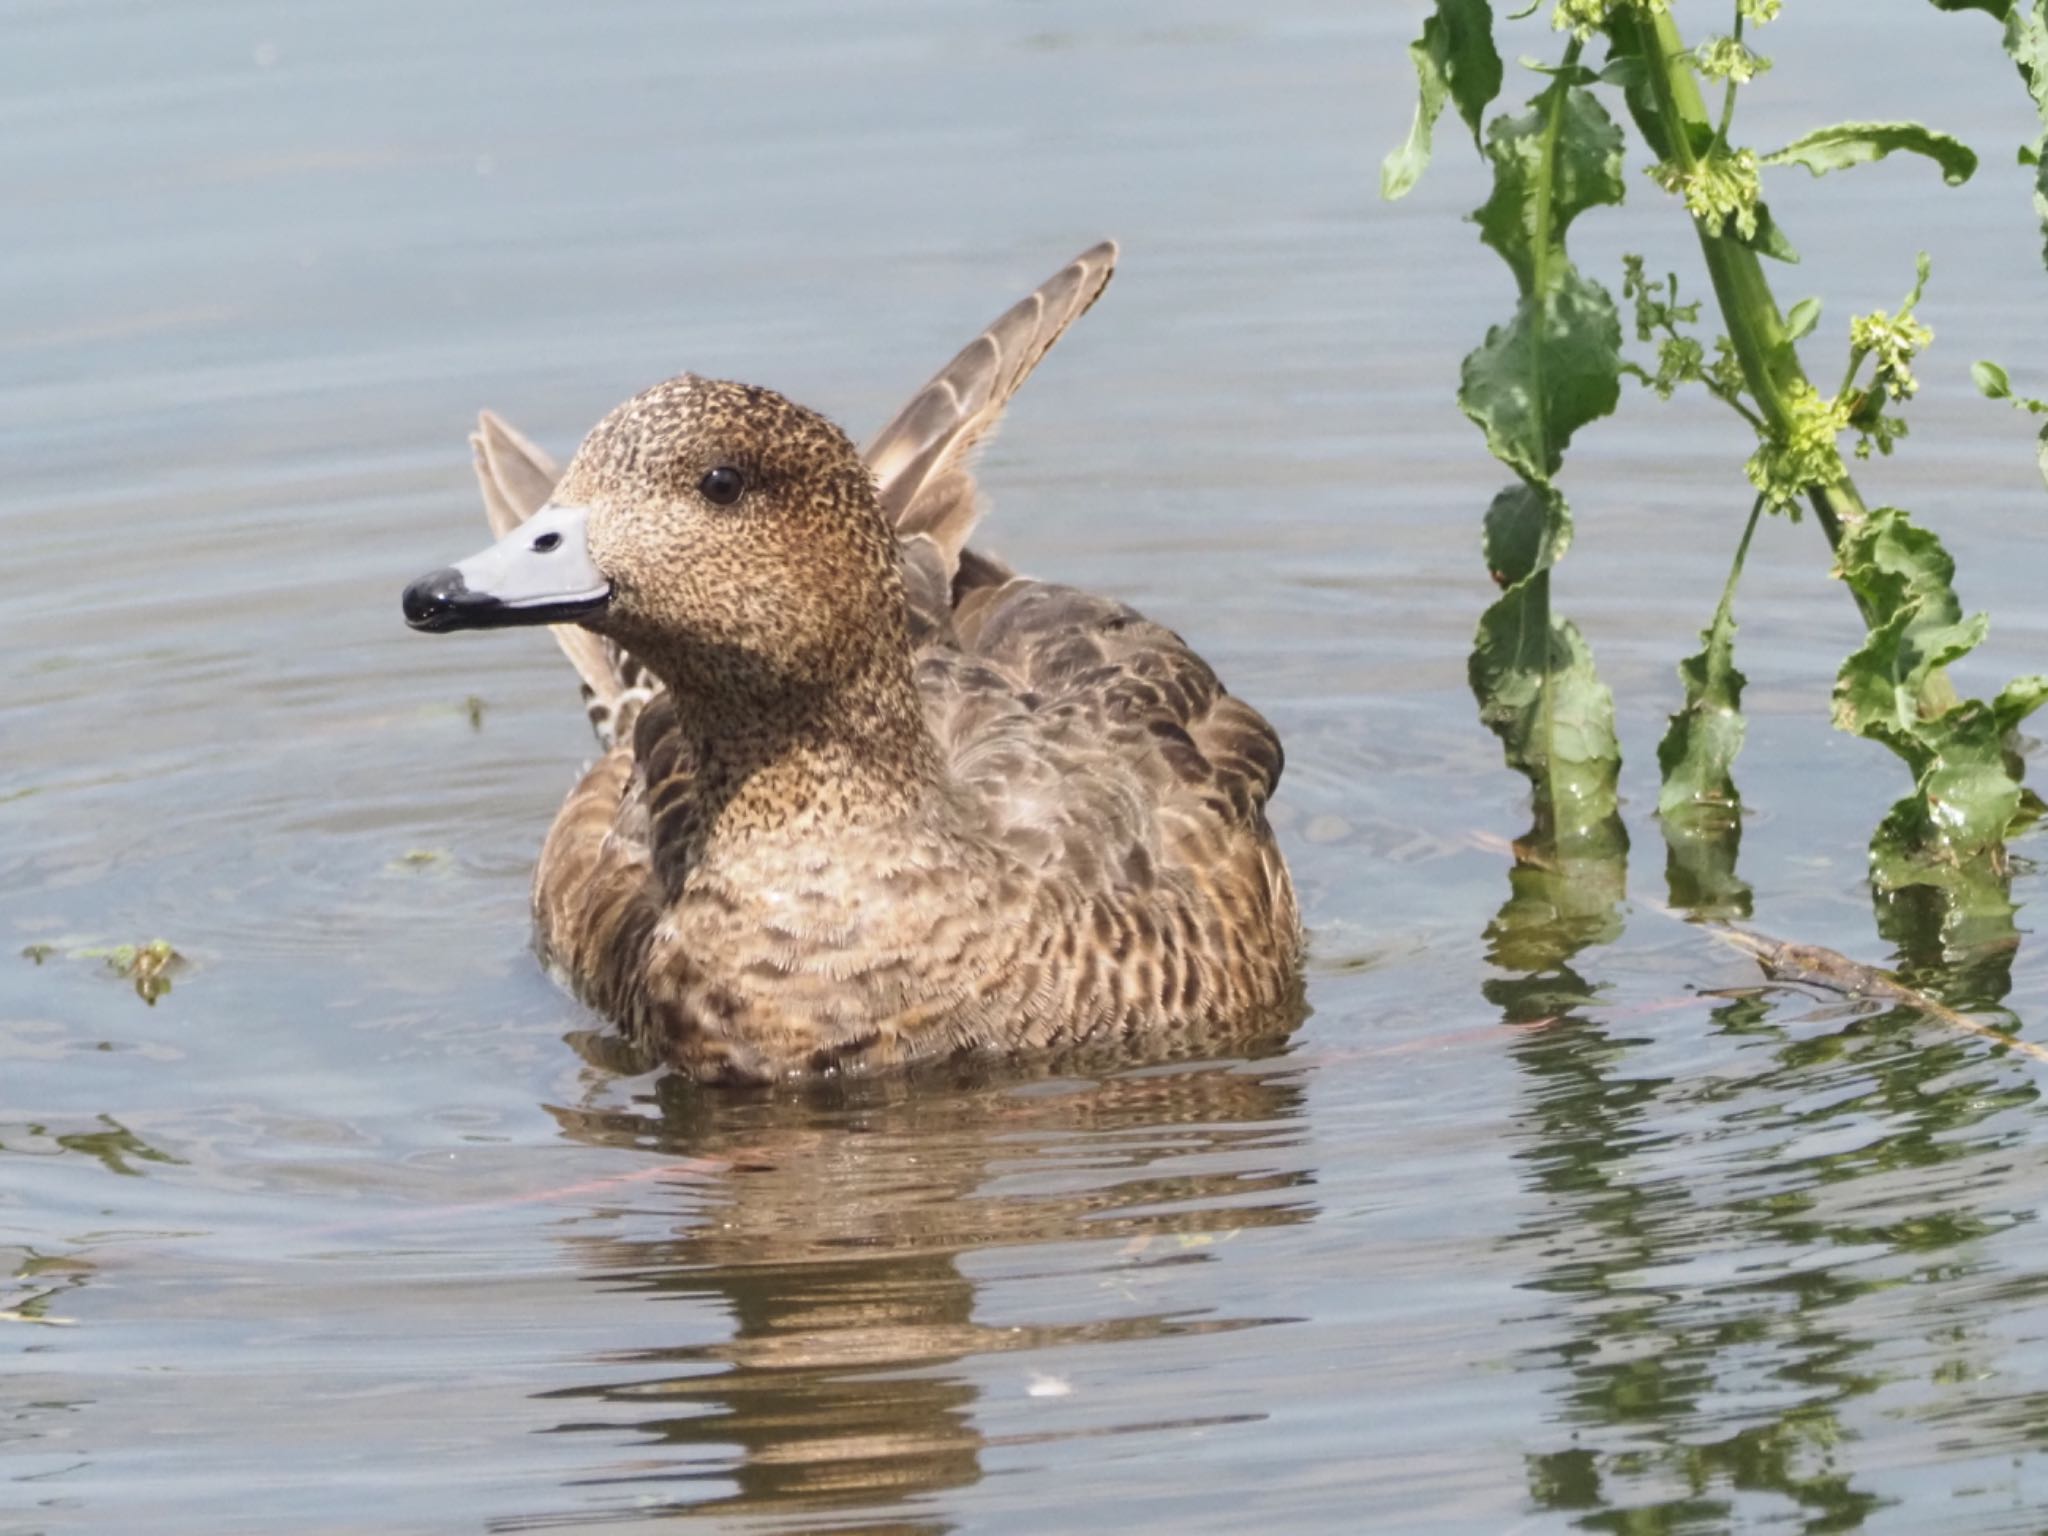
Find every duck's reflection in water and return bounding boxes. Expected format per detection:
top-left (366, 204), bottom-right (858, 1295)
top-left (530, 1033), bottom-right (1316, 1530)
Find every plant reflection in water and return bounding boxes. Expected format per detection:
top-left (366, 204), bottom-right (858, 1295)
top-left (1498, 800), bottom-right (2040, 1529)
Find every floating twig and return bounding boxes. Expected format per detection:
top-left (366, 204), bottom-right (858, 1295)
top-left (1704, 926), bottom-right (2048, 1062)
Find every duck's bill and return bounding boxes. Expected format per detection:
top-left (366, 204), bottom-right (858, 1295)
top-left (402, 503), bottom-right (611, 633)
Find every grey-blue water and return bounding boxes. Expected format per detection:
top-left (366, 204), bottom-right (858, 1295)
top-left (8, 2), bottom-right (2048, 1531)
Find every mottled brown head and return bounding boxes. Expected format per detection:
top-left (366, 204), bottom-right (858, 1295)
top-left (562, 375), bottom-right (911, 706)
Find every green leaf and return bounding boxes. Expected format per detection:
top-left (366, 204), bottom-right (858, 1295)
top-left (1833, 507), bottom-right (2048, 883)
top-left (1439, 1), bottom-right (1505, 137)
top-left (1870, 701), bottom-right (2028, 879)
top-left (2000, 5), bottom-right (2048, 267)
top-left (1482, 478), bottom-right (1566, 586)
top-left (1460, 74), bottom-right (1623, 844)
top-left (1657, 618), bottom-right (1748, 820)
top-left (1658, 493), bottom-right (1758, 923)
top-left (2007, 5), bottom-right (2048, 120)
top-left (1382, 41), bottom-right (1448, 201)
top-left (1460, 264), bottom-right (1625, 481)
top-left (1478, 480), bottom-right (1556, 593)
top-left (1597, 52), bottom-right (1650, 91)
top-left (1786, 298), bottom-right (1822, 342)
top-left (1520, 58), bottom-right (1599, 86)
top-left (1462, 86), bottom-right (1627, 479)
top-left (1382, 0), bottom-right (1504, 200)
top-left (1473, 83), bottom-right (1627, 293)
top-left (1740, 202), bottom-right (1801, 263)
top-left (1970, 357), bottom-right (2048, 487)
top-left (1994, 673), bottom-right (2048, 732)
top-left (1978, 364), bottom-right (2048, 414)
top-left (1658, 499), bottom-right (1762, 824)
top-left (1470, 481), bottom-right (1623, 836)
top-left (1761, 121), bottom-right (1980, 186)
top-left (1926, 0), bottom-right (2012, 16)
top-left (1974, 358), bottom-right (2014, 398)
top-left (1833, 513), bottom-right (1987, 774)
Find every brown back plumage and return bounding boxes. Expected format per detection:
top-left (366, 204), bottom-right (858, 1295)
top-left (460, 243), bottom-right (1302, 1083)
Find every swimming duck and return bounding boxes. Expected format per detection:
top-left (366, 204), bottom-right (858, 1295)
top-left (402, 243), bottom-right (1302, 1083)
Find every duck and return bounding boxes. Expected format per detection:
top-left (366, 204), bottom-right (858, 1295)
top-left (402, 242), bottom-right (1302, 1084)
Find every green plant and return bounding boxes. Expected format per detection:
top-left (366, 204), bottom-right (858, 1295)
top-left (69, 939), bottom-right (184, 1004)
top-left (1384, 0), bottom-right (2046, 897)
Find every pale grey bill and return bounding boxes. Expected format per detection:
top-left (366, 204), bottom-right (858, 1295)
top-left (453, 503), bottom-right (609, 609)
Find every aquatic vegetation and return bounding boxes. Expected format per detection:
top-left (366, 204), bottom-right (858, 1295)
top-left (1970, 359), bottom-right (2048, 490)
top-left (1938, 0), bottom-right (2048, 262)
top-left (0, 1115), bottom-right (182, 1177)
top-left (1384, 0), bottom-right (2048, 911)
top-left (2, 1250), bottom-right (91, 1328)
top-left (43, 939), bottom-right (186, 1004)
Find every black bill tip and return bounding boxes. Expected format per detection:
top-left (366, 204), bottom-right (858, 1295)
top-left (400, 567), bottom-right (610, 633)
top-left (402, 567), bottom-right (478, 632)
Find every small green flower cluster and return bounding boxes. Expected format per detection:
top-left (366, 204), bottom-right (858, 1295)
top-left (1737, 0), bottom-right (1782, 22)
top-left (1623, 257), bottom-right (1701, 398)
top-left (1552, 0), bottom-right (1669, 41)
top-left (1849, 307), bottom-right (1933, 402)
top-left (1842, 257), bottom-right (1933, 459)
top-left (1649, 149), bottom-right (1762, 241)
top-left (1706, 337), bottom-right (1749, 404)
top-left (1694, 35), bottom-right (1769, 84)
top-left (1747, 382), bottom-right (1850, 511)
top-left (1849, 410), bottom-right (1910, 461)
top-left (1620, 257), bottom-right (1751, 408)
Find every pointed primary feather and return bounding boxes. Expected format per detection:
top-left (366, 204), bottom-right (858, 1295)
top-left (472, 409), bottom-right (558, 536)
top-left (864, 240), bottom-right (1118, 567)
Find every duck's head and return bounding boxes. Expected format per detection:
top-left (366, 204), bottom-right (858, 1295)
top-left (403, 376), bottom-right (908, 701)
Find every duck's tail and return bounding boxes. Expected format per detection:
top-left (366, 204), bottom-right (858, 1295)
top-left (470, 411), bottom-right (655, 749)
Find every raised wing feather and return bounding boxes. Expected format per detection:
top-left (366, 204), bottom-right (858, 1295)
top-left (864, 241), bottom-right (1118, 568)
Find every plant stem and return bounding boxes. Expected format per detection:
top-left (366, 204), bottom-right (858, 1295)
top-left (1618, 8), bottom-right (1869, 557)
top-left (1526, 38), bottom-right (1584, 841)
top-left (1712, 493), bottom-right (1767, 652)
top-left (1528, 37), bottom-right (1586, 472)
top-left (1710, 8), bottom-right (1743, 154)
top-left (1615, 8), bottom-right (1955, 710)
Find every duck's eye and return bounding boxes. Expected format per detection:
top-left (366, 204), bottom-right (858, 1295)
top-left (698, 466), bottom-right (746, 506)
top-left (531, 531), bottom-right (562, 552)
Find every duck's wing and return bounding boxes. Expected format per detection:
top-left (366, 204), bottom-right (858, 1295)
top-left (918, 576), bottom-right (1299, 1021)
top-left (944, 581), bottom-right (1286, 853)
top-left (865, 241), bottom-right (1118, 573)
top-left (471, 410), bottom-right (659, 748)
